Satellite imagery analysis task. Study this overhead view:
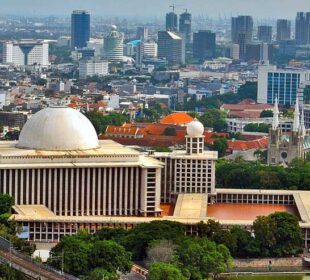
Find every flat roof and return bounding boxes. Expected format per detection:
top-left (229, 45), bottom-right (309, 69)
top-left (0, 140), bottom-right (140, 157)
top-left (207, 203), bottom-right (298, 221)
top-left (173, 194), bottom-right (207, 219)
top-left (10, 189), bottom-right (310, 228)
top-left (0, 140), bottom-right (163, 168)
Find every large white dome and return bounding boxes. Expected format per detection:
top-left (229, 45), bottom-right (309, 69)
top-left (186, 119), bottom-right (204, 137)
top-left (17, 106), bottom-right (99, 151)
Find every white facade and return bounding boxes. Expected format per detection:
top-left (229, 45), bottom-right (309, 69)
top-left (136, 42), bottom-right (158, 64)
top-left (0, 107), bottom-right (163, 220)
top-left (3, 40), bottom-right (50, 67)
top-left (226, 117), bottom-right (293, 133)
top-left (103, 25), bottom-right (124, 62)
top-left (231, 44), bottom-right (240, 60)
top-left (79, 59), bottom-right (109, 79)
top-left (87, 38), bottom-right (104, 56)
top-left (257, 63), bottom-right (310, 105)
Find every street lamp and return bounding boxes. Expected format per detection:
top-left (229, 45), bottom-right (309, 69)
top-left (49, 249), bottom-right (64, 275)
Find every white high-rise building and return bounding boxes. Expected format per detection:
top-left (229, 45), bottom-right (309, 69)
top-left (231, 44), bottom-right (240, 60)
top-left (3, 40), bottom-right (50, 67)
top-left (136, 42), bottom-right (158, 64)
top-left (87, 38), bottom-right (104, 56)
top-left (103, 25), bottom-right (124, 62)
top-left (79, 58), bottom-right (109, 79)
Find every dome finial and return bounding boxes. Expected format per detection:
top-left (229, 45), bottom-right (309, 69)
top-left (186, 119), bottom-right (204, 137)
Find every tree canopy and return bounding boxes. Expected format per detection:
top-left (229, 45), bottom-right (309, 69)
top-left (84, 111), bottom-right (129, 135)
top-left (244, 123), bottom-right (270, 133)
top-left (260, 110), bottom-right (273, 118)
top-left (174, 238), bottom-right (232, 279)
top-left (148, 262), bottom-right (186, 280)
top-left (180, 82), bottom-right (257, 111)
top-left (198, 109), bottom-right (227, 132)
top-left (216, 159), bottom-right (310, 190)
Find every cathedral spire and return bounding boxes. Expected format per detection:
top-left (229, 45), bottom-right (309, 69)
top-left (272, 97), bottom-right (279, 130)
top-left (301, 104), bottom-right (306, 137)
top-left (293, 97), bottom-right (300, 132)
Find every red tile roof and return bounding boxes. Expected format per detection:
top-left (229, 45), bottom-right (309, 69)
top-left (106, 125), bottom-right (143, 136)
top-left (221, 103), bottom-right (273, 111)
top-left (228, 137), bottom-right (269, 151)
top-left (160, 112), bottom-right (193, 125)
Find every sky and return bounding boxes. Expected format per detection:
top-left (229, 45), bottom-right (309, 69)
top-left (0, 0), bottom-right (309, 19)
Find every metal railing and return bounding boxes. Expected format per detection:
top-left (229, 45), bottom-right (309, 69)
top-left (0, 236), bottom-right (79, 280)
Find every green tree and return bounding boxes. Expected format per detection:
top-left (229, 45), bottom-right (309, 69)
top-left (89, 240), bottom-right (132, 274)
top-left (230, 226), bottom-right (254, 258)
top-left (94, 227), bottom-right (128, 244)
top-left (269, 212), bottom-right (303, 257)
top-left (84, 111), bottom-right (129, 135)
top-left (163, 127), bottom-right (177, 136)
top-left (254, 149), bottom-right (268, 164)
top-left (182, 82), bottom-right (257, 111)
top-left (213, 230), bottom-right (237, 255)
top-left (48, 235), bottom-right (91, 276)
top-left (82, 268), bottom-right (118, 280)
top-left (244, 123), bottom-right (270, 133)
top-left (210, 138), bottom-right (228, 157)
top-left (148, 262), bottom-right (187, 280)
top-left (253, 212), bottom-right (303, 257)
top-left (0, 193), bottom-right (14, 215)
top-left (253, 216), bottom-right (276, 257)
top-left (199, 109), bottom-right (227, 131)
top-left (124, 221), bottom-right (185, 260)
top-left (174, 238), bottom-right (232, 279)
top-left (197, 220), bottom-right (221, 238)
top-left (260, 110), bottom-right (273, 118)
top-left (0, 263), bottom-right (27, 280)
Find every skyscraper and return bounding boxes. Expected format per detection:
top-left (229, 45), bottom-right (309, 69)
top-left (179, 11), bottom-right (192, 45)
top-left (103, 25), bottom-right (124, 62)
top-left (295, 12), bottom-right (310, 45)
top-left (231, 16), bottom-right (253, 59)
top-left (257, 25), bottom-right (272, 43)
top-left (158, 31), bottom-right (185, 66)
top-left (166, 12), bottom-right (178, 32)
top-left (276, 19), bottom-right (291, 42)
top-left (193, 30), bottom-right (216, 61)
top-left (136, 27), bottom-right (148, 42)
top-left (71, 10), bottom-right (90, 50)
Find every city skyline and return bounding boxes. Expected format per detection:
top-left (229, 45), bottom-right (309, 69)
top-left (0, 0), bottom-right (309, 19)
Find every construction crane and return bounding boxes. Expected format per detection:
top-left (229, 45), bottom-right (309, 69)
top-left (169, 4), bottom-right (183, 13)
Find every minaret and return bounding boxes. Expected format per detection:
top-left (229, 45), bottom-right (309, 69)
top-left (186, 119), bottom-right (205, 155)
top-left (293, 97), bottom-right (300, 132)
top-left (272, 97), bottom-right (279, 130)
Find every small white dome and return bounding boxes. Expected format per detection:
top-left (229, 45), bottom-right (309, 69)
top-left (17, 107), bottom-right (99, 151)
top-left (186, 119), bottom-right (204, 137)
top-left (111, 25), bottom-right (117, 31)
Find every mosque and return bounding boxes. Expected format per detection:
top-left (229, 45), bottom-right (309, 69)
top-left (2, 106), bottom-right (310, 249)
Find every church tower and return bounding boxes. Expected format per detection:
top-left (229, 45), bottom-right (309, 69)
top-left (267, 97), bottom-right (282, 165)
top-left (268, 97), bottom-right (306, 165)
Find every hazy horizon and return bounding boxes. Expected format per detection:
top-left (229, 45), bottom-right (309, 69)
top-left (0, 0), bottom-right (309, 19)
